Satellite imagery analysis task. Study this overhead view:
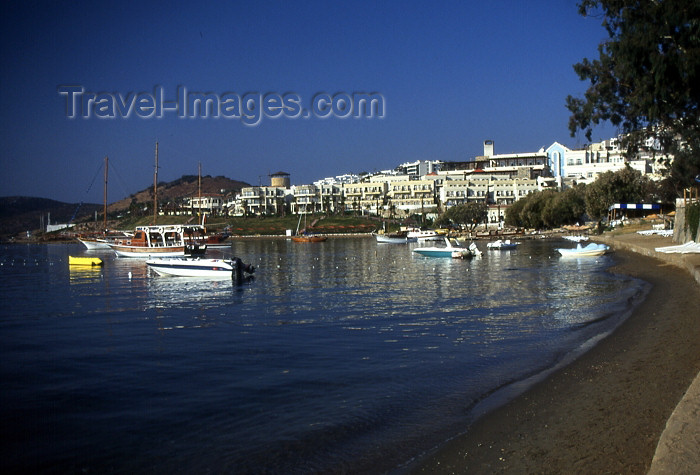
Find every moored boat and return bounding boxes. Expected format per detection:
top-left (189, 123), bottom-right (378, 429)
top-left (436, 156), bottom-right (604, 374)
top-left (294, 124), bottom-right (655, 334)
top-left (78, 237), bottom-right (112, 250)
top-left (486, 239), bottom-right (519, 250)
top-left (374, 231), bottom-right (417, 244)
top-left (556, 242), bottom-right (609, 257)
top-left (108, 225), bottom-right (207, 258)
top-left (146, 257), bottom-right (255, 279)
top-left (291, 234), bottom-right (328, 243)
top-left (413, 237), bottom-right (477, 258)
top-left (69, 256), bottom-right (103, 266)
top-left (406, 228), bottom-right (441, 241)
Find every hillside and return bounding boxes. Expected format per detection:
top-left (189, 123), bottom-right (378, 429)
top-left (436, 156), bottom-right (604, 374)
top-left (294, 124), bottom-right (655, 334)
top-left (0, 197), bottom-right (102, 237)
top-left (0, 175), bottom-right (251, 238)
top-left (108, 175), bottom-right (250, 212)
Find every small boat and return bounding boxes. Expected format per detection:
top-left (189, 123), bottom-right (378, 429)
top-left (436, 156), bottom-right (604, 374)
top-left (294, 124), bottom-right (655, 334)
top-left (406, 228), bottom-right (441, 241)
top-left (374, 231), bottom-right (418, 244)
top-left (556, 242), bottom-right (609, 257)
top-left (563, 235), bottom-right (589, 243)
top-left (146, 257), bottom-right (255, 279)
top-left (291, 212), bottom-right (327, 242)
top-left (69, 256), bottom-right (103, 266)
top-left (486, 239), bottom-right (519, 249)
top-left (291, 234), bottom-right (328, 243)
top-left (413, 237), bottom-right (476, 258)
top-left (202, 232), bottom-right (231, 249)
top-left (77, 237), bottom-right (113, 250)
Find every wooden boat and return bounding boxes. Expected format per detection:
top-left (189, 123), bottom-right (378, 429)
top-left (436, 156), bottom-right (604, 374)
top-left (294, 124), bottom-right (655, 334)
top-left (291, 211), bottom-right (327, 242)
top-left (291, 234), bottom-right (327, 243)
top-left (108, 225), bottom-right (207, 258)
top-left (556, 243), bottom-right (609, 257)
top-left (69, 256), bottom-right (103, 266)
top-left (146, 257), bottom-right (255, 281)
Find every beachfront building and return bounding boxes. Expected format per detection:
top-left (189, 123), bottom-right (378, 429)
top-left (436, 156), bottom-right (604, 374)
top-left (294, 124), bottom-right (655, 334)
top-left (342, 181), bottom-right (388, 215)
top-left (239, 186), bottom-right (291, 216)
top-left (318, 183), bottom-right (343, 214)
top-left (224, 194), bottom-right (245, 217)
top-left (436, 140), bottom-right (554, 221)
top-left (546, 137), bottom-right (670, 186)
top-left (384, 177), bottom-right (437, 217)
top-left (292, 184), bottom-right (320, 214)
top-left (188, 194), bottom-right (225, 215)
top-left (396, 160), bottom-right (443, 178)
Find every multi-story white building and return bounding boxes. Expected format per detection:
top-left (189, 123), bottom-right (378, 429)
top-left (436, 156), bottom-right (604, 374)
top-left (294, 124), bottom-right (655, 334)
top-left (385, 177), bottom-right (437, 217)
top-left (292, 184), bottom-right (320, 214)
top-left (239, 186), bottom-right (290, 216)
top-left (547, 136), bottom-right (669, 185)
top-left (188, 194), bottom-right (225, 215)
top-left (396, 160), bottom-right (443, 178)
top-left (342, 181), bottom-right (388, 215)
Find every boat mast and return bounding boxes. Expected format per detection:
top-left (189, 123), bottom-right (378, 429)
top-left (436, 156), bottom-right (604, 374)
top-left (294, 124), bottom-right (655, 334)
top-left (153, 141), bottom-right (159, 225)
top-left (103, 155), bottom-right (108, 231)
top-left (198, 161), bottom-right (202, 222)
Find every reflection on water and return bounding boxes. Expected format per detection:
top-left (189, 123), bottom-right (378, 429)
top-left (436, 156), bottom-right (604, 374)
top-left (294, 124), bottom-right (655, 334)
top-left (0, 239), bottom-right (646, 473)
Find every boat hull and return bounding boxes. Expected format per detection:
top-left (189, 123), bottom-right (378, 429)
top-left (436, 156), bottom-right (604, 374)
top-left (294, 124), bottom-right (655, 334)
top-left (413, 249), bottom-right (459, 257)
top-left (557, 243), bottom-right (609, 257)
top-left (78, 238), bottom-right (112, 250)
top-left (374, 233), bottom-right (417, 244)
top-left (69, 256), bottom-right (103, 266)
top-left (110, 244), bottom-right (186, 258)
top-left (291, 236), bottom-right (327, 242)
top-left (146, 258), bottom-right (234, 277)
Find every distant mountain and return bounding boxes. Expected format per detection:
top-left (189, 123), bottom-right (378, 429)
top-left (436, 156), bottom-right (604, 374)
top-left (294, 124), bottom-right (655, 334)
top-left (0, 175), bottom-right (251, 237)
top-left (0, 196), bottom-right (102, 236)
top-left (108, 175), bottom-right (250, 212)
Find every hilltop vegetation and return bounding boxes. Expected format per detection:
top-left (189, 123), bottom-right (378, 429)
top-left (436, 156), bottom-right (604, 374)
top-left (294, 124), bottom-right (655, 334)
top-left (0, 197), bottom-right (102, 236)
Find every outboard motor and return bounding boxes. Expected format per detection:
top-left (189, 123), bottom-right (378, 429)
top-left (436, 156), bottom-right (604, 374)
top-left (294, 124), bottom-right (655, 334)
top-left (233, 257), bottom-right (244, 285)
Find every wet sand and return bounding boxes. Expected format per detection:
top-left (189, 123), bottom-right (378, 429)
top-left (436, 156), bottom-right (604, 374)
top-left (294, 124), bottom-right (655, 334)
top-left (412, 236), bottom-right (700, 474)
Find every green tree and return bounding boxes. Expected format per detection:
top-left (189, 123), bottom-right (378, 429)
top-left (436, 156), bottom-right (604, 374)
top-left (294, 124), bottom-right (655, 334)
top-left (584, 167), bottom-right (652, 221)
top-left (505, 197), bottom-right (527, 228)
top-left (566, 0), bottom-right (700, 193)
top-left (542, 187), bottom-right (587, 228)
top-left (440, 202), bottom-right (488, 230)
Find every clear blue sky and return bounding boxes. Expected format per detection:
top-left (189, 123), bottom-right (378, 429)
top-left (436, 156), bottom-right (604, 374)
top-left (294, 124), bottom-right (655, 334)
top-left (0, 0), bottom-right (617, 204)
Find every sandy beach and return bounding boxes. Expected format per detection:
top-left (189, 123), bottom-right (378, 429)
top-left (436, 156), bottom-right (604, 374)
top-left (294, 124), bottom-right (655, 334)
top-left (412, 232), bottom-right (700, 474)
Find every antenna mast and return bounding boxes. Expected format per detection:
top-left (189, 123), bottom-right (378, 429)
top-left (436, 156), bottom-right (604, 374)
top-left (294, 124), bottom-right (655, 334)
top-left (153, 142), bottom-right (159, 225)
top-left (103, 156), bottom-right (108, 231)
top-left (198, 161), bottom-right (202, 220)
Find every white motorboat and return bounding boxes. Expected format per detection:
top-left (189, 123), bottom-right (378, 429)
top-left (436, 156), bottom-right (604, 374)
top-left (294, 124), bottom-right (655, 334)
top-left (146, 257), bottom-right (255, 279)
top-left (486, 239), bottom-right (518, 249)
top-left (413, 237), bottom-right (478, 258)
top-left (374, 232), bottom-right (418, 244)
top-left (406, 228), bottom-right (441, 241)
top-left (78, 237), bottom-right (113, 250)
top-left (556, 242), bottom-right (609, 257)
top-left (563, 235), bottom-right (589, 243)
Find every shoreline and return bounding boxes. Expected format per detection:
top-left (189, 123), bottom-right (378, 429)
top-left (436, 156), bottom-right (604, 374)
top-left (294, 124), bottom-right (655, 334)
top-left (411, 233), bottom-right (700, 473)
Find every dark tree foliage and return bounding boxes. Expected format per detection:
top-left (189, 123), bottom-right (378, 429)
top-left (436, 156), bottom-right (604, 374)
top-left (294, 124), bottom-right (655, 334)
top-left (584, 166), bottom-right (654, 220)
top-left (439, 202), bottom-right (488, 230)
top-left (566, 0), bottom-right (700, 194)
top-left (505, 187), bottom-right (586, 229)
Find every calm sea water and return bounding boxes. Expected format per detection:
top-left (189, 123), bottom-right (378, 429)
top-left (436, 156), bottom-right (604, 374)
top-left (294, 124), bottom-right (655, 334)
top-left (0, 237), bottom-right (646, 473)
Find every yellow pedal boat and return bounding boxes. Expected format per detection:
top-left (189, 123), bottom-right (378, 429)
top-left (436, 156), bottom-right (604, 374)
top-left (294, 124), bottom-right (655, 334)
top-left (69, 256), bottom-right (104, 266)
